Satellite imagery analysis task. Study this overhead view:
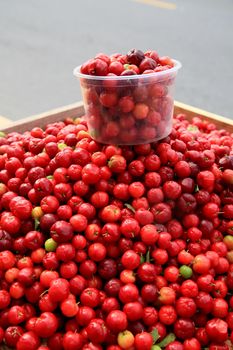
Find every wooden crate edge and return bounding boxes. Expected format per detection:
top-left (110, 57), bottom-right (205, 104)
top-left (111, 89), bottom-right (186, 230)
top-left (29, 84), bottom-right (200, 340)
top-left (1, 100), bottom-right (233, 134)
top-left (0, 116), bottom-right (12, 128)
top-left (174, 101), bottom-right (233, 132)
top-left (1, 102), bottom-right (85, 134)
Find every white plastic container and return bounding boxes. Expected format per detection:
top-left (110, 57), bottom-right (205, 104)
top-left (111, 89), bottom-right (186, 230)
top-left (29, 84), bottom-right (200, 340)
top-left (74, 60), bottom-right (181, 145)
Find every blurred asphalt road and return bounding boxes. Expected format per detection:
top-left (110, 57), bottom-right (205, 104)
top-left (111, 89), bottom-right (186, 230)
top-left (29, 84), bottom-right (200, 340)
top-left (0, 0), bottom-right (233, 121)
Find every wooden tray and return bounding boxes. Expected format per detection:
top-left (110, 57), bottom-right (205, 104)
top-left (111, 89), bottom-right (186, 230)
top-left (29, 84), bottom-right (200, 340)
top-left (1, 100), bottom-right (233, 134)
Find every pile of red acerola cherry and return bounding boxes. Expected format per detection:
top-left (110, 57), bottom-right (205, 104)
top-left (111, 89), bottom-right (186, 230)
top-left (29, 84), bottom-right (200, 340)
top-left (0, 112), bottom-right (233, 350)
top-left (79, 49), bottom-right (177, 144)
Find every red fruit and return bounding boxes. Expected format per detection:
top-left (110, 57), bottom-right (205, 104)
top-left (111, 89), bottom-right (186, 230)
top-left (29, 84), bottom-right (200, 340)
top-left (113, 183), bottom-right (129, 200)
top-left (135, 208), bottom-right (154, 225)
top-left (16, 331), bottom-right (40, 350)
top-left (132, 103), bottom-right (149, 120)
top-left (159, 286), bottom-right (176, 305)
top-left (164, 266), bottom-right (179, 283)
top-left (70, 214), bottom-right (88, 232)
top-left (193, 254), bottom-right (211, 274)
top-left (119, 283), bottom-right (139, 304)
top-left (176, 297), bottom-right (196, 317)
top-left (119, 96), bottom-right (135, 113)
top-left (24, 231), bottom-right (44, 250)
top-left (40, 270), bottom-right (59, 288)
top-left (48, 278), bottom-right (70, 302)
top-left (8, 305), bottom-right (26, 325)
top-left (18, 267), bottom-right (36, 286)
top-left (137, 263), bottom-right (156, 283)
top-left (0, 290), bottom-right (10, 309)
top-left (206, 318), bottom-right (228, 343)
top-left (120, 69), bottom-right (137, 77)
top-left (143, 306), bottom-right (158, 326)
top-left (86, 318), bottom-right (107, 343)
top-left (34, 312), bottom-right (58, 337)
top-left (212, 298), bottom-right (228, 318)
top-left (0, 250), bottom-right (16, 270)
top-left (91, 191), bottom-right (109, 208)
top-left (0, 212), bottom-right (21, 235)
top-left (82, 164), bottom-right (100, 184)
top-left (203, 202), bottom-right (219, 219)
top-left (100, 91), bottom-right (118, 107)
top-left (121, 250), bottom-right (140, 270)
top-left (183, 338), bottom-right (201, 350)
top-left (222, 169), bottom-right (233, 185)
top-left (163, 181), bottom-right (182, 199)
top-left (139, 57), bottom-right (157, 72)
top-left (176, 193), bottom-right (197, 213)
top-left (152, 203), bottom-right (172, 223)
top-left (9, 196), bottom-right (33, 220)
top-left (159, 305), bottom-right (177, 325)
top-left (47, 332), bottom-right (64, 349)
top-left (174, 160), bottom-right (191, 178)
top-left (197, 170), bottom-right (215, 191)
top-left (75, 307), bottom-right (95, 329)
top-left (4, 326), bottom-right (24, 348)
top-left (128, 159), bottom-right (145, 177)
top-left (165, 341), bottom-right (183, 350)
top-left (0, 229), bottom-right (13, 251)
top-left (196, 291), bottom-right (214, 314)
top-left (197, 274), bottom-right (214, 292)
top-left (174, 318), bottom-right (195, 339)
top-left (60, 261), bottom-right (78, 279)
top-left (140, 224), bottom-right (159, 245)
top-left (88, 243), bottom-right (107, 262)
top-left (106, 310), bottom-right (128, 333)
top-left (80, 288), bottom-right (100, 308)
top-left (134, 332), bottom-right (153, 350)
top-left (98, 259), bottom-right (117, 280)
top-left (56, 243), bottom-right (76, 262)
top-left (100, 223), bottom-right (121, 243)
top-left (108, 155), bottom-right (127, 173)
top-left (127, 48), bottom-right (145, 65)
top-left (63, 331), bottom-right (84, 350)
top-left (123, 301), bottom-right (143, 321)
top-left (50, 221), bottom-right (74, 243)
top-left (40, 213), bottom-right (58, 233)
top-left (128, 181), bottom-right (145, 198)
top-left (144, 172), bottom-right (161, 188)
top-left (120, 218), bottom-right (140, 239)
top-left (159, 56), bottom-right (174, 66)
top-left (79, 260), bottom-right (97, 278)
top-left (145, 50), bottom-right (159, 61)
top-left (100, 204), bottom-right (121, 222)
top-left (109, 61), bottom-right (124, 75)
top-left (34, 177), bottom-right (53, 195)
top-left (69, 277), bottom-right (85, 299)
top-left (39, 293), bottom-right (57, 312)
top-left (61, 295), bottom-right (79, 317)
top-left (83, 58), bottom-right (108, 76)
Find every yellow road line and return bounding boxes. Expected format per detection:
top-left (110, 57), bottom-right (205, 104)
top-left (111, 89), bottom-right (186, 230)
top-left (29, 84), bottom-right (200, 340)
top-left (132, 0), bottom-right (176, 10)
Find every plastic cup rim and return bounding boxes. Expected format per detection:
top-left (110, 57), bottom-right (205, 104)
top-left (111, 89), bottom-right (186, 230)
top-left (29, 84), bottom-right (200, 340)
top-left (73, 59), bottom-right (182, 81)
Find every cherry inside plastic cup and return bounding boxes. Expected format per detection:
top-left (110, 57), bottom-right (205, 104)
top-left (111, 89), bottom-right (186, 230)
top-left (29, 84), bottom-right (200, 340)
top-left (73, 59), bottom-right (181, 145)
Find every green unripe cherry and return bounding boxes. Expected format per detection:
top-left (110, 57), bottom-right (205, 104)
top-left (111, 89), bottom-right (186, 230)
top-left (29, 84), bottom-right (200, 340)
top-left (179, 265), bottom-right (193, 279)
top-left (45, 238), bottom-right (58, 252)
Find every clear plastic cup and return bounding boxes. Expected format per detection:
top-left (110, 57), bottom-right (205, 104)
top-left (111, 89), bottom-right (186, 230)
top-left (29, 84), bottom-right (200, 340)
top-left (74, 59), bottom-right (181, 145)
